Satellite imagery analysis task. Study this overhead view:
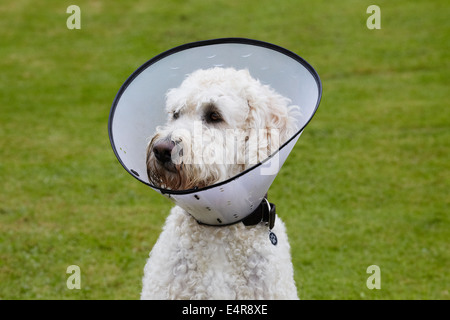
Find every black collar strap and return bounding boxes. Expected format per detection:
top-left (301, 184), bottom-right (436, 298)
top-left (242, 198), bottom-right (276, 230)
top-left (195, 197), bottom-right (276, 228)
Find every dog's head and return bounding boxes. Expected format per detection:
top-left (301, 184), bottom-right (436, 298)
top-left (146, 67), bottom-right (299, 190)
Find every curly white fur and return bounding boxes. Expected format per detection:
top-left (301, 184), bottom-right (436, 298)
top-left (141, 206), bottom-right (298, 299)
top-left (142, 67), bottom-right (299, 299)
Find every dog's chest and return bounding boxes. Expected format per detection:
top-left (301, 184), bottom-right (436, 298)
top-left (174, 223), bottom-right (271, 299)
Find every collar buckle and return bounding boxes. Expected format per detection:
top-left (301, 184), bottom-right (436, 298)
top-left (242, 197), bottom-right (276, 229)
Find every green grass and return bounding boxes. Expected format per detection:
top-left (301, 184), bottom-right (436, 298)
top-left (0, 0), bottom-right (448, 299)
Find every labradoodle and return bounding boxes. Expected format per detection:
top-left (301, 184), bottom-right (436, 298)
top-left (141, 67), bottom-right (300, 299)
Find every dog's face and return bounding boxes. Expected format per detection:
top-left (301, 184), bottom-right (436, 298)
top-left (146, 68), bottom-right (298, 190)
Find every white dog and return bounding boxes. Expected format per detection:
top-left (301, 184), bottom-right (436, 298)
top-left (141, 67), bottom-right (299, 299)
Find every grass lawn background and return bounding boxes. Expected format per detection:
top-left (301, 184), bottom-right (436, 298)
top-left (0, 0), bottom-right (448, 299)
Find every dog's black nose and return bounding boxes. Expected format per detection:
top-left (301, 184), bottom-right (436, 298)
top-left (153, 140), bottom-right (175, 164)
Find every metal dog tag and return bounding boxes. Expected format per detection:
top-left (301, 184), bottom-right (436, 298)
top-left (269, 231), bottom-right (278, 246)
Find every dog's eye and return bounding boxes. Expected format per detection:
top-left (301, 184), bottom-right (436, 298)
top-left (206, 111), bottom-right (223, 123)
top-left (172, 111), bottom-right (180, 120)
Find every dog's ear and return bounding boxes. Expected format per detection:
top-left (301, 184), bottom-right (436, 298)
top-left (245, 80), bottom-right (299, 161)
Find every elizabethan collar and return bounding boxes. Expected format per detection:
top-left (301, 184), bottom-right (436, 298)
top-left (108, 38), bottom-right (322, 226)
